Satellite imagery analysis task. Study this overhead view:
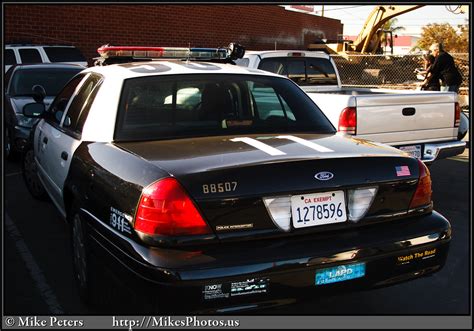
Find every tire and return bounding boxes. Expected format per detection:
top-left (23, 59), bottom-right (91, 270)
top-left (71, 211), bottom-right (93, 304)
top-left (71, 206), bottom-right (122, 312)
top-left (21, 148), bottom-right (48, 200)
top-left (5, 128), bottom-right (17, 160)
top-left (457, 112), bottom-right (469, 141)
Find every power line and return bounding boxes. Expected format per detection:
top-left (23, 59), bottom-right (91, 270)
top-left (320, 5), bottom-right (366, 12)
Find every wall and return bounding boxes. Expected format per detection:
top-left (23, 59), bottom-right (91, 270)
top-left (4, 4), bottom-right (343, 63)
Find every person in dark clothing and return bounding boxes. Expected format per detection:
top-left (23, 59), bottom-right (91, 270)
top-left (421, 54), bottom-right (440, 91)
top-left (428, 43), bottom-right (463, 92)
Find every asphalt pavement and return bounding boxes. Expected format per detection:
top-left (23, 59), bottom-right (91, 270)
top-left (3, 149), bottom-right (470, 316)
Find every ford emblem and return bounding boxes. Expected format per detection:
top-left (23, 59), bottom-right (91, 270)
top-left (315, 171), bottom-right (334, 181)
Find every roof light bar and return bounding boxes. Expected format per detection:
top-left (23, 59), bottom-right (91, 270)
top-left (97, 43), bottom-right (244, 61)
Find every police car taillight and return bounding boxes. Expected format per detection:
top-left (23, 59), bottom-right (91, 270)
top-left (409, 160), bottom-right (432, 210)
top-left (134, 178), bottom-right (212, 236)
top-left (347, 187), bottom-right (378, 222)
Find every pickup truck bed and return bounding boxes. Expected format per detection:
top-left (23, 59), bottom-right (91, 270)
top-left (305, 88), bottom-right (465, 163)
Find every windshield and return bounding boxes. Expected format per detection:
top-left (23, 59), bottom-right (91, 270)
top-left (115, 74), bottom-right (335, 141)
top-left (10, 67), bottom-right (83, 96)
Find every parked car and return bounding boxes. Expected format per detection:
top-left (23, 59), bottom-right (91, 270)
top-left (4, 63), bottom-right (85, 158)
top-left (236, 50), bottom-right (466, 165)
top-left (5, 44), bottom-right (88, 72)
top-left (21, 45), bottom-right (451, 313)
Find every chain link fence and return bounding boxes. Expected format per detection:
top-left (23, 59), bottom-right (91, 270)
top-left (331, 54), bottom-right (469, 103)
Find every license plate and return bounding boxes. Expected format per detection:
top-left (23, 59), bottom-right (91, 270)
top-left (315, 262), bottom-right (366, 285)
top-left (291, 191), bottom-right (346, 228)
top-left (399, 145), bottom-right (422, 159)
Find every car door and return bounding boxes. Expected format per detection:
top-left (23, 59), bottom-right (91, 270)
top-left (35, 73), bottom-right (88, 214)
top-left (50, 73), bottom-right (104, 212)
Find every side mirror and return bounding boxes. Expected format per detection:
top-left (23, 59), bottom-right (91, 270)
top-left (32, 85), bottom-right (46, 103)
top-left (23, 102), bottom-right (46, 118)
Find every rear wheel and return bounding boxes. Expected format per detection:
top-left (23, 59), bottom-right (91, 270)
top-left (71, 207), bottom-right (125, 312)
top-left (4, 128), bottom-right (17, 160)
top-left (72, 211), bottom-right (93, 304)
top-left (457, 112), bottom-right (469, 141)
top-left (22, 148), bottom-right (48, 200)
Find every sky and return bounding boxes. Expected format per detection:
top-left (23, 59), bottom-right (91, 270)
top-left (286, 5), bottom-right (469, 37)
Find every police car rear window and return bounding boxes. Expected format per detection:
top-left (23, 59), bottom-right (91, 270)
top-left (114, 74), bottom-right (335, 141)
top-left (44, 47), bottom-right (86, 62)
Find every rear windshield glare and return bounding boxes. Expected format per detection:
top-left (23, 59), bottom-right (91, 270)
top-left (115, 74), bottom-right (335, 141)
top-left (44, 47), bottom-right (86, 62)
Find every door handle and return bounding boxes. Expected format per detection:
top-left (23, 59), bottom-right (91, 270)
top-left (402, 107), bottom-right (416, 116)
top-left (61, 151), bottom-right (68, 161)
top-left (43, 136), bottom-right (48, 144)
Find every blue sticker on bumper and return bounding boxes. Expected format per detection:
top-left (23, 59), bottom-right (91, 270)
top-left (315, 262), bottom-right (366, 285)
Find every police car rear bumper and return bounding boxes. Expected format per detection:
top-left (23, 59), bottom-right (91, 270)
top-left (84, 210), bottom-right (451, 312)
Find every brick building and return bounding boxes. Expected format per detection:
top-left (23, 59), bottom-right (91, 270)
top-left (4, 4), bottom-right (343, 63)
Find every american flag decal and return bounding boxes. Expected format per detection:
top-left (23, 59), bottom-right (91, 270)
top-left (396, 165), bottom-right (411, 177)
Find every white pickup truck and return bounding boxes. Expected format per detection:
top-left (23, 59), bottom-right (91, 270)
top-left (236, 50), bottom-right (466, 164)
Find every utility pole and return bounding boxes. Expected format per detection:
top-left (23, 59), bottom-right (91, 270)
top-left (321, 5), bottom-right (324, 17)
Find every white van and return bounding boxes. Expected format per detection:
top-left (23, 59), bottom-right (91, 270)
top-left (5, 44), bottom-right (88, 72)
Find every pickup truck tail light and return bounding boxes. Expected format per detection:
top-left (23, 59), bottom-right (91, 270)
top-left (338, 107), bottom-right (356, 135)
top-left (134, 178), bottom-right (212, 236)
top-left (409, 160), bottom-right (432, 209)
top-left (454, 102), bottom-right (461, 127)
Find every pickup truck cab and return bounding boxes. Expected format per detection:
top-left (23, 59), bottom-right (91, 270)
top-left (237, 50), bottom-right (466, 164)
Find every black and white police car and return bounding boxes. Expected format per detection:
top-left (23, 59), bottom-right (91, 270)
top-left (21, 44), bottom-right (451, 313)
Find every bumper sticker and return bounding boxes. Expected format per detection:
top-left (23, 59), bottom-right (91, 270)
top-left (202, 278), bottom-right (269, 300)
top-left (396, 248), bottom-right (437, 265)
top-left (315, 262), bottom-right (366, 285)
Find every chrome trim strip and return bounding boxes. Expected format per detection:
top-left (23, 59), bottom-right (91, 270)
top-left (80, 208), bottom-right (133, 244)
top-left (394, 232), bottom-right (441, 246)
